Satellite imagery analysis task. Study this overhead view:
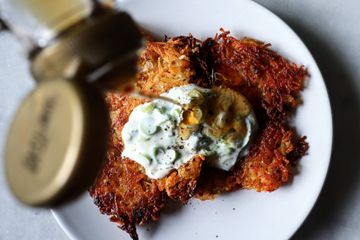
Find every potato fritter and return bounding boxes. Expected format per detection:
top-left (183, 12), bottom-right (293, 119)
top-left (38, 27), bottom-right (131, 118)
top-left (195, 123), bottom-right (308, 199)
top-left (136, 36), bottom-right (210, 96)
top-left (156, 155), bottom-right (205, 202)
top-left (201, 30), bottom-right (308, 120)
top-left (193, 30), bottom-right (309, 199)
top-left (89, 94), bottom-right (165, 240)
top-left (90, 93), bottom-right (205, 239)
top-left (90, 31), bottom-right (309, 239)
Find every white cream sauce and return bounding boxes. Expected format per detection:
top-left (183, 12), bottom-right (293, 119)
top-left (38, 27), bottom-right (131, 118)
top-left (121, 84), bottom-right (256, 179)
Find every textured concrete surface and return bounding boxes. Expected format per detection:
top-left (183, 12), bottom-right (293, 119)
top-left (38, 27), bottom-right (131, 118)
top-left (0, 0), bottom-right (359, 239)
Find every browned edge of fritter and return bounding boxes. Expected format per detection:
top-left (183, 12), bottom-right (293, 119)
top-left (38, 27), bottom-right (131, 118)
top-left (89, 30), bottom-right (309, 239)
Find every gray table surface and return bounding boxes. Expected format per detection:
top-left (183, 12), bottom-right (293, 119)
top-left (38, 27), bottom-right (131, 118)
top-left (0, 0), bottom-right (359, 239)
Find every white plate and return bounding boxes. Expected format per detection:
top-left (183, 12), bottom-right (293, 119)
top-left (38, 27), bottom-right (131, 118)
top-left (52, 0), bottom-right (333, 239)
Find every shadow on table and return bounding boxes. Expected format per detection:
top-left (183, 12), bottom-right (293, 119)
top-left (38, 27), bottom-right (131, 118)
top-left (270, 15), bottom-right (360, 240)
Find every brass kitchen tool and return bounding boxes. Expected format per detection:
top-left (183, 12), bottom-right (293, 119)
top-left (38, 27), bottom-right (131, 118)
top-left (5, 80), bottom-right (108, 206)
top-left (3, 1), bottom-right (144, 206)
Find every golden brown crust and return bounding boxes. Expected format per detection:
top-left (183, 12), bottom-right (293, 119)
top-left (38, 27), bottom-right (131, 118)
top-left (89, 94), bottom-right (165, 240)
top-left (157, 155), bottom-right (205, 202)
top-left (240, 123), bottom-right (308, 191)
top-left (195, 123), bottom-right (308, 199)
top-left (136, 36), bottom-right (210, 96)
top-left (194, 30), bottom-right (309, 199)
top-left (202, 30), bottom-right (308, 120)
top-left (196, 31), bottom-right (308, 199)
top-left (136, 37), bottom-right (195, 95)
top-left (90, 30), bottom-right (309, 239)
top-left (90, 93), bottom-right (205, 239)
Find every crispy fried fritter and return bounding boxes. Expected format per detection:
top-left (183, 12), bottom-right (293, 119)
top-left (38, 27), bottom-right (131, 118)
top-left (90, 30), bottom-right (309, 239)
top-left (136, 36), bottom-right (209, 96)
top-left (156, 155), bottom-right (205, 202)
top-left (90, 36), bottom-right (210, 239)
top-left (193, 30), bottom-right (308, 199)
top-left (195, 123), bottom-right (308, 199)
top-left (239, 123), bottom-right (308, 191)
top-left (89, 94), bottom-right (165, 240)
top-left (202, 30), bottom-right (308, 120)
top-left (90, 93), bottom-right (205, 239)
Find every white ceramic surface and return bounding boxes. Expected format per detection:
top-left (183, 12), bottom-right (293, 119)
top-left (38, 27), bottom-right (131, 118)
top-left (52, 0), bottom-right (333, 239)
